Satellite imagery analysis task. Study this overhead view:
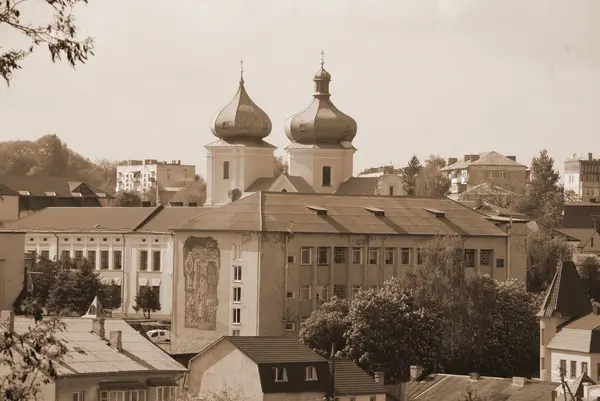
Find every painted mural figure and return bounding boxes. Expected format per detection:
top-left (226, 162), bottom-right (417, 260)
top-left (184, 238), bottom-right (220, 330)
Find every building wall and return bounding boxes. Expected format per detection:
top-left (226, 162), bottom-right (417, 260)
top-left (23, 232), bottom-right (174, 318)
top-left (549, 350), bottom-right (599, 382)
top-left (287, 148), bottom-right (355, 194)
top-left (0, 194), bottom-right (20, 222)
top-left (187, 340), bottom-right (262, 399)
top-left (564, 158), bottom-right (600, 201)
top-left (375, 175), bottom-right (406, 196)
top-left (117, 162), bottom-right (195, 194)
top-left (467, 165), bottom-right (528, 191)
top-left (0, 232), bottom-right (25, 310)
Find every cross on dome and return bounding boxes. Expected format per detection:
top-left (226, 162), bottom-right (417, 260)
top-left (320, 50), bottom-right (325, 68)
top-left (240, 59), bottom-right (244, 84)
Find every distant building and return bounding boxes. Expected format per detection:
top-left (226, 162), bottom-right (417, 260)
top-left (563, 202), bottom-right (600, 229)
top-left (440, 152), bottom-right (528, 198)
top-left (564, 153), bottom-right (600, 202)
top-left (116, 159), bottom-right (196, 204)
top-left (0, 175), bottom-right (111, 223)
top-left (0, 231), bottom-right (25, 310)
top-left (186, 335), bottom-right (387, 401)
top-left (336, 166), bottom-right (406, 196)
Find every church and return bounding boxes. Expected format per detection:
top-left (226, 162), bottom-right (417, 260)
top-left (203, 55), bottom-right (404, 206)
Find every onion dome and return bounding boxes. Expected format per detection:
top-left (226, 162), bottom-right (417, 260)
top-left (211, 61), bottom-right (272, 142)
top-left (285, 52), bottom-right (357, 145)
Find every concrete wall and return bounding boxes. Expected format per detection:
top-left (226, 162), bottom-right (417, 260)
top-left (0, 194), bottom-right (20, 223)
top-left (0, 232), bottom-right (25, 310)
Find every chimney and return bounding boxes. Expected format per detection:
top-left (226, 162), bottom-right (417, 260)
top-left (593, 304), bottom-right (600, 315)
top-left (109, 330), bottom-right (122, 351)
top-left (507, 156), bottom-right (517, 162)
top-left (410, 365), bottom-right (423, 381)
top-left (0, 310), bottom-right (15, 332)
top-left (589, 153), bottom-right (593, 161)
top-left (374, 372), bottom-right (385, 384)
top-left (464, 154), bottom-right (470, 162)
top-left (470, 154), bottom-right (480, 162)
top-left (92, 317), bottom-right (105, 338)
top-left (469, 372), bottom-right (481, 380)
top-left (448, 157), bottom-right (458, 166)
top-left (512, 377), bottom-right (526, 386)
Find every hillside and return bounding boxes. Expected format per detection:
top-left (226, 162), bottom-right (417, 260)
top-left (0, 134), bottom-right (117, 194)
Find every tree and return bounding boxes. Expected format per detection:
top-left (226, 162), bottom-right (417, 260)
top-left (133, 285), bottom-right (161, 318)
top-left (45, 268), bottom-right (76, 315)
top-left (273, 156), bottom-right (288, 176)
top-left (403, 155), bottom-right (422, 196)
top-left (0, 0), bottom-right (94, 84)
top-left (33, 135), bottom-right (69, 177)
top-left (527, 231), bottom-right (573, 293)
top-left (416, 155), bottom-right (451, 196)
top-left (100, 281), bottom-right (123, 312)
top-left (114, 191), bottom-right (143, 207)
top-left (578, 257), bottom-right (600, 302)
top-left (344, 278), bottom-right (446, 382)
top-left (298, 297), bottom-right (350, 358)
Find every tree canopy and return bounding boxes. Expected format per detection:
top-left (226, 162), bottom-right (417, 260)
top-left (133, 285), bottom-right (161, 319)
top-left (526, 231), bottom-right (573, 293)
top-left (415, 155), bottom-right (451, 196)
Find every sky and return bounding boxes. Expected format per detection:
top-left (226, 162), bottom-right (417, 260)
top-left (1, 0), bottom-right (599, 178)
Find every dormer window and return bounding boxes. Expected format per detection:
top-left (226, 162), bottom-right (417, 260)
top-left (305, 366), bottom-right (318, 381)
top-left (273, 367), bottom-right (288, 382)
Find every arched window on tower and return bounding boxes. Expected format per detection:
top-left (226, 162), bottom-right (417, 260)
top-left (322, 166), bottom-right (332, 187)
top-left (223, 161), bottom-right (230, 179)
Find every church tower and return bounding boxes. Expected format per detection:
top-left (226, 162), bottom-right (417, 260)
top-left (284, 52), bottom-right (357, 193)
top-left (204, 62), bottom-right (276, 206)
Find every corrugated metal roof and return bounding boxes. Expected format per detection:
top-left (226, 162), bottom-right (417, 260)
top-left (136, 207), bottom-right (207, 232)
top-left (173, 192), bottom-right (508, 237)
top-left (440, 151), bottom-right (526, 172)
top-left (537, 261), bottom-right (592, 318)
top-left (335, 177), bottom-right (380, 195)
top-left (4, 317), bottom-right (186, 376)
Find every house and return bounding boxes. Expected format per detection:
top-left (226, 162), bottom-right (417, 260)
top-left (1, 204), bottom-right (206, 318)
top-left (335, 166), bottom-right (406, 197)
top-left (563, 201), bottom-right (600, 229)
top-left (185, 335), bottom-right (387, 401)
top-left (0, 175), bottom-right (112, 223)
top-left (564, 153), bottom-right (600, 202)
top-left (0, 303), bottom-right (186, 401)
top-left (169, 191), bottom-right (521, 351)
top-left (551, 228), bottom-right (600, 265)
top-left (439, 152), bottom-right (528, 197)
top-left (0, 230), bottom-right (25, 310)
top-left (455, 182), bottom-right (524, 207)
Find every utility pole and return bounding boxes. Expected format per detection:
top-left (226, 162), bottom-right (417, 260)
top-left (328, 342), bottom-right (336, 401)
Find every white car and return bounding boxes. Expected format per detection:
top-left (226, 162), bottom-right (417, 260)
top-left (147, 329), bottom-right (171, 344)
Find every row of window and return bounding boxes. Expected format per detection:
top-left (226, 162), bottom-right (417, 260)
top-left (489, 171), bottom-right (508, 179)
top-left (297, 246), bottom-right (498, 268)
top-left (273, 366), bottom-right (318, 382)
top-left (51, 250), bottom-right (162, 271)
top-left (223, 162), bottom-right (334, 187)
top-left (558, 359), bottom-right (595, 380)
top-left (294, 284), bottom-right (378, 303)
top-left (93, 385), bottom-right (176, 401)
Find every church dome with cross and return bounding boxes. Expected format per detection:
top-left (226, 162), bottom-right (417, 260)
top-left (285, 51), bottom-right (357, 145)
top-left (210, 61), bottom-right (273, 142)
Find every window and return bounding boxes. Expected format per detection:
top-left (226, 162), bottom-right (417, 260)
top-left (100, 250), bottom-right (109, 269)
top-left (305, 366), bottom-right (318, 381)
top-left (333, 284), bottom-right (346, 299)
top-left (499, 171), bottom-right (507, 179)
top-left (74, 250), bottom-right (83, 260)
top-left (286, 291), bottom-right (295, 299)
top-left (316, 286), bottom-right (329, 302)
top-left (72, 392), bottom-right (84, 401)
top-left (582, 362), bottom-right (588, 375)
top-left (417, 248), bottom-right (423, 265)
top-left (61, 250), bottom-right (70, 260)
top-left (300, 285), bottom-right (311, 300)
top-left (334, 247), bottom-right (346, 263)
top-left (352, 285), bottom-right (362, 299)
top-left (570, 361), bottom-right (577, 378)
top-left (401, 248), bottom-right (411, 265)
top-left (152, 250), bottom-right (161, 271)
top-left (560, 360), bottom-right (566, 376)
top-left (384, 248), bottom-right (395, 265)
top-left (273, 367), bottom-right (288, 382)
top-left (285, 322), bottom-right (295, 331)
top-left (351, 248), bottom-right (363, 265)
top-left (139, 250), bottom-right (148, 271)
top-left (322, 166), bottom-right (332, 187)
top-left (479, 250), bottom-right (493, 267)
top-left (232, 308), bottom-right (241, 324)
top-left (231, 329), bottom-right (240, 336)
top-left (465, 249), bottom-right (476, 267)
top-left (489, 172), bottom-right (497, 179)
top-left (41, 250), bottom-right (50, 259)
top-left (300, 247), bottom-right (311, 265)
top-left (233, 287), bottom-right (242, 303)
top-left (496, 258), bottom-right (505, 268)
top-left (233, 265), bottom-right (242, 281)
top-left (223, 161), bottom-right (230, 179)
top-left (157, 386), bottom-right (177, 401)
top-left (113, 250), bottom-right (122, 270)
top-left (100, 390), bottom-right (146, 401)
top-left (388, 185), bottom-right (394, 196)
top-left (368, 248), bottom-right (379, 265)
top-left (317, 247), bottom-right (329, 265)
top-left (86, 250), bottom-right (96, 268)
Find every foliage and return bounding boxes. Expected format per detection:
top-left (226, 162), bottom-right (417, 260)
top-left (527, 231), bottom-right (573, 293)
top-left (415, 155), bottom-right (451, 196)
top-left (459, 183), bottom-right (525, 209)
top-left (403, 155), bottom-right (422, 196)
top-left (564, 189), bottom-right (581, 204)
top-left (344, 278), bottom-right (446, 382)
top-left (114, 191), bottom-right (142, 207)
top-left (100, 280), bottom-right (123, 311)
top-left (175, 388), bottom-right (247, 401)
top-left (0, 313), bottom-right (67, 401)
top-left (133, 286), bottom-right (161, 318)
top-left (578, 257), bottom-right (600, 302)
top-left (298, 297), bottom-right (350, 358)
top-left (0, 0), bottom-right (94, 84)
top-left (274, 156), bottom-right (288, 176)
top-left (170, 179), bottom-right (207, 206)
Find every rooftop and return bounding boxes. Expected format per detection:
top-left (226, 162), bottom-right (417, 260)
top-left (547, 313), bottom-right (600, 353)
top-left (538, 261), bottom-right (592, 318)
top-left (0, 175), bottom-right (108, 198)
top-left (224, 336), bottom-right (328, 364)
top-left (441, 151), bottom-right (526, 172)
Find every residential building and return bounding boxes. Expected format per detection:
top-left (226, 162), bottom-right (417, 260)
top-left (0, 175), bottom-right (111, 223)
top-left (336, 166), bottom-right (406, 196)
top-left (552, 228), bottom-right (600, 264)
top-left (0, 231), bottom-right (25, 310)
top-left (169, 191), bottom-right (520, 353)
top-left (564, 153), bottom-right (600, 201)
top-left (186, 335), bottom-right (386, 401)
top-left (0, 304), bottom-right (186, 401)
top-left (439, 152), bottom-right (528, 198)
top-left (116, 159), bottom-right (196, 204)
top-left (456, 182), bottom-right (524, 207)
top-left (1, 205), bottom-right (206, 318)
top-left (563, 202), bottom-right (600, 229)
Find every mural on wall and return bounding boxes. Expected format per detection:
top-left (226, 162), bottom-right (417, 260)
top-left (183, 237), bottom-right (220, 330)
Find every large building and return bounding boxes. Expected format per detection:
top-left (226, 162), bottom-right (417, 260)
top-left (564, 153), bottom-right (600, 202)
top-left (169, 191), bottom-right (523, 352)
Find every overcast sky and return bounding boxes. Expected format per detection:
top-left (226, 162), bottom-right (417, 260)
top-left (1, 0), bottom-right (599, 177)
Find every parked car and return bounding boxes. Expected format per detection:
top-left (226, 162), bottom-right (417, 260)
top-left (147, 329), bottom-right (171, 344)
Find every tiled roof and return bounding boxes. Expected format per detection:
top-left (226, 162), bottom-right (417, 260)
top-left (440, 151), bottom-right (526, 172)
top-left (224, 336), bottom-right (328, 364)
top-left (136, 207), bottom-right (206, 232)
top-left (0, 175), bottom-right (104, 197)
top-left (333, 360), bottom-right (387, 396)
top-left (335, 177), bottom-right (380, 195)
top-left (245, 174), bottom-right (315, 193)
top-left (2, 206), bottom-right (161, 232)
top-left (2, 317), bottom-right (186, 376)
top-left (538, 261), bottom-right (592, 318)
top-left (172, 192), bottom-right (508, 237)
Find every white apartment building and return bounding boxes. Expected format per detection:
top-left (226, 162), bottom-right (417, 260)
top-left (4, 205), bottom-right (205, 319)
top-left (564, 153), bottom-right (600, 201)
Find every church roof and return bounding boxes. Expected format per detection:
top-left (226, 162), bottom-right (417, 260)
top-left (334, 177), bottom-right (380, 195)
top-left (244, 173), bottom-right (315, 194)
top-left (538, 261), bottom-right (592, 318)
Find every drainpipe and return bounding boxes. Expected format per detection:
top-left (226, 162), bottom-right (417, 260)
top-left (121, 233), bottom-right (126, 314)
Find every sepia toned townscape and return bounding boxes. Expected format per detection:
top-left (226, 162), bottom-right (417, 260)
top-left (1, 1), bottom-right (600, 401)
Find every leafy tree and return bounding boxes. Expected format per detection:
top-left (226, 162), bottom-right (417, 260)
top-left (133, 285), bottom-right (161, 318)
top-left (0, 0), bottom-right (94, 84)
top-left (344, 278), bottom-right (446, 382)
top-left (527, 231), bottom-right (573, 292)
top-left (416, 155), bottom-right (451, 196)
top-left (274, 156), bottom-right (288, 176)
top-left (403, 155), bottom-right (422, 196)
top-left (100, 281), bottom-right (123, 312)
top-left (578, 257), bottom-right (600, 302)
top-left (564, 189), bottom-right (581, 204)
top-left (114, 191), bottom-right (143, 207)
top-left (46, 268), bottom-right (76, 315)
top-left (299, 297), bottom-right (350, 358)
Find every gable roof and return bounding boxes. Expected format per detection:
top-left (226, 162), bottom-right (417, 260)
top-left (547, 314), bottom-right (600, 353)
top-left (172, 192), bottom-right (508, 237)
top-left (538, 261), bottom-right (592, 318)
top-left (335, 177), bottom-right (380, 195)
top-left (2, 316), bottom-right (186, 376)
top-left (333, 360), bottom-right (387, 396)
top-left (0, 175), bottom-right (106, 197)
top-left (245, 173), bottom-right (315, 193)
top-left (440, 151), bottom-right (526, 172)
top-left (224, 336), bottom-right (327, 364)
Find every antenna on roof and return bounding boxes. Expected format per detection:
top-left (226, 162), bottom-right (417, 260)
top-left (82, 296), bottom-right (104, 319)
